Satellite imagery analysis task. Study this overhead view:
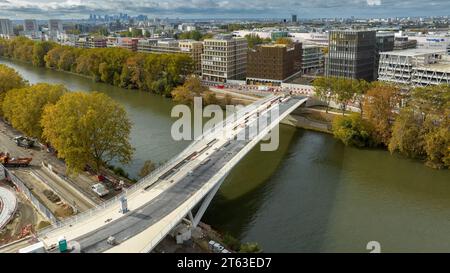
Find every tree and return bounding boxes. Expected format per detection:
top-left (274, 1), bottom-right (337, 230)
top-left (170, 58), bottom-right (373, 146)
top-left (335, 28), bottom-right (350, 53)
top-left (3, 83), bottom-right (66, 139)
top-left (388, 108), bottom-right (426, 159)
top-left (354, 79), bottom-right (370, 116)
top-left (171, 76), bottom-right (208, 105)
top-left (0, 64), bottom-right (27, 94)
top-left (239, 242), bottom-right (262, 253)
top-left (139, 160), bottom-right (156, 178)
top-left (333, 78), bottom-right (357, 115)
top-left (275, 37), bottom-right (293, 45)
top-left (312, 76), bottom-right (333, 113)
top-left (33, 41), bottom-right (55, 67)
top-left (332, 113), bottom-right (376, 148)
top-left (41, 92), bottom-right (134, 174)
top-left (0, 64), bottom-right (28, 112)
top-left (203, 91), bottom-right (218, 105)
top-left (363, 82), bottom-right (401, 145)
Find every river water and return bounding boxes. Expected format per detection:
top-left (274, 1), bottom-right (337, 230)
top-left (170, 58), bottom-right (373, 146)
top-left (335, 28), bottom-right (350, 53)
top-left (1, 59), bottom-right (450, 252)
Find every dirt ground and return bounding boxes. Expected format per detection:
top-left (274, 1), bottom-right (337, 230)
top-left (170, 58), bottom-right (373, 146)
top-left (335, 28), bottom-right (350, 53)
top-left (0, 183), bottom-right (50, 246)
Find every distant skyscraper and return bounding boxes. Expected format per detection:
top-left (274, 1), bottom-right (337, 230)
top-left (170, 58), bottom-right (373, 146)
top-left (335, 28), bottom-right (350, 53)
top-left (48, 19), bottom-right (63, 33)
top-left (0, 19), bottom-right (14, 37)
top-left (292, 14), bottom-right (297, 23)
top-left (325, 30), bottom-right (376, 81)
top-left (23, 19), bottom-right (38, 33)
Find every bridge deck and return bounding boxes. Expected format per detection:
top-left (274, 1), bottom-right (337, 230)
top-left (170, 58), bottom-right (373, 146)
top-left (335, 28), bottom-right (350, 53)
top-left (40, 95), bottom-right (307, 253)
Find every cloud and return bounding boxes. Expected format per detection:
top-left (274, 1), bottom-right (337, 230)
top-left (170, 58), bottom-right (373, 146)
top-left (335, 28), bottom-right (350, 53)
top-left (0, 0), bottom-right (448, 19)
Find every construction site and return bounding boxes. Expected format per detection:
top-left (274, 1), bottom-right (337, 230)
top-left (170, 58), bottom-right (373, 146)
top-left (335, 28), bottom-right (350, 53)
top-left (0, 119), bottom-right (134, 251)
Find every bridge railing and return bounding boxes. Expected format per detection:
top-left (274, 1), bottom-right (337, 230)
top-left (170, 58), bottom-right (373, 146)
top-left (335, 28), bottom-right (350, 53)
top-left (38, 95), bottom-right (276, 237)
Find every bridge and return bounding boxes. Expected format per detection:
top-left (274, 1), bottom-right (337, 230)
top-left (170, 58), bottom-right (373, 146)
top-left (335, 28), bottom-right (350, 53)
top-left (18, 94), bottom-right (309, 253)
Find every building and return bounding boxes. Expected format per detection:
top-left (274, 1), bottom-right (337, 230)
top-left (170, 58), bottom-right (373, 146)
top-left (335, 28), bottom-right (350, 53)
top-left (374, 32), bottom-right (395, 79)
top-left (247, 43), bottom-right (302, 85)
top-left (137, 39), bottom-right (203, 73)
top-left (23, 19), bottom-right (38, 33)
top-left (75, 37), bottom-right (107, 48)
top-left (271, 31), bottom-right (289, 41)
top-left (414, 35), bottom-right (450, 54)
top-left (118, 38), bottom-right (139, 51)
top-left (48, 19), bottom-right (63, 33)
top-left (291, 15), bottom-right (297, 23)
top-left (0, 19), bottom-right (13, 37)
top-left (202, 34), bottom-right (247, 83)
top-left (325, 30), bottom-right (376, 81)
top-left (376, 32), bottom-right (395, 52)
top-left (179, 40), bottom-right (203, 73)
top-left (302, 44), bottom-right (324, 74)
top-left (378, 48), bottom-right (450, 86)
top-left (394, 36), bottom-right (417, 50)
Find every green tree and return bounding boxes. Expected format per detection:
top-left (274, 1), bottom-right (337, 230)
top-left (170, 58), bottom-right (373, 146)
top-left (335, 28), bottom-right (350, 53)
top-left (3, 83), bottom-right (66, 139)
top-left (312, 76), bottom-right (333, 113)
top-left (332, 113), bottom-right (376, 148)
top-left (239, 242), bottom-right (262, 253)
top-left (41, 92), bottom-right (134, 174)
top-left (33, 41), bottom-right (55, 67)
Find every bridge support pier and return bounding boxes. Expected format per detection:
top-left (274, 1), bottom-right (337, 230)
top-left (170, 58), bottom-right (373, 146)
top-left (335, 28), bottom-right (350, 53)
top-left (189, 175), bottom-right (227, 228)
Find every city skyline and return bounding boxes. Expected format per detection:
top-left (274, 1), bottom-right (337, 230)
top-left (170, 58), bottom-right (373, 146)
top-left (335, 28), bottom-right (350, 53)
top-left (0, 0), bottom-right (449, 20)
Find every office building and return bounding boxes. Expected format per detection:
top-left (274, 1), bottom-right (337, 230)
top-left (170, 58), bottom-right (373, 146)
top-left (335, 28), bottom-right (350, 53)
top-left (325, 30), bottom-right (376, 81)
top-left (271, 31), bottom-right (289, 41)
top-left (394, 36), bottom-right (417, 50)
top-left (374, 32), bottom-right (395, 79)
top-left (202, 34), bottom-right (247, 83)
top-left (247, 43), bottom-right (302, 85)
top-left (302, 44), bottom-right (325, 74)
top-left (378, 48), bottom-right (450, 86)
top-left (291, 15), bottom-right (297, 23)
top-left (137, 39), bottom-right (203, 73)
top-left (23, 19), bottom-right (38, 33)
top-left (0, 19), bottom-right (13, 37)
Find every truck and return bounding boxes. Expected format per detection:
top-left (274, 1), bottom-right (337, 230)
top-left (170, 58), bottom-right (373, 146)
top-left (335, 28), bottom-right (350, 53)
top-left (91, 183), bottom-right (109, 197)
top-left (0, 152), bottom-right (32, 167)
top-left (13, 136), bottom-right (35, 148)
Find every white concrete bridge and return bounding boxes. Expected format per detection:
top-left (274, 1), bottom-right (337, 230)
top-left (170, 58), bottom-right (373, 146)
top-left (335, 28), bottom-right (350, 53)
top-left (19, 94), bottom-right (309, 253)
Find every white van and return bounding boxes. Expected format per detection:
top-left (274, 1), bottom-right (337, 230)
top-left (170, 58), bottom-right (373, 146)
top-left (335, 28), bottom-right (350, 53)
top-left (91, 183), bottom-right (109, 197)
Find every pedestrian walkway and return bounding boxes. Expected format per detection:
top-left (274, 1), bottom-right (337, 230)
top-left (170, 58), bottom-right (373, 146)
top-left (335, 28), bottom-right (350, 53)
top-left (0, 186), bottom-right (17, 229)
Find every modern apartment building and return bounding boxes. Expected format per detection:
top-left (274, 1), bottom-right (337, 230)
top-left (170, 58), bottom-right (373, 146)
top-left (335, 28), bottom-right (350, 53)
top-left (0, 19), bottom-right (14, 37)
top-left (75, 37), bottom-right (107, 48)
top-left (302, 44), bottom-right (324, 74)
top-left (247, 43), bottom-right (302, 85)
top-left (201, 34), bottom-right (247, 83)
top-left (378, 48), bottom-right (450, 86)
top-left (325, 30), bottom-right (376, 81)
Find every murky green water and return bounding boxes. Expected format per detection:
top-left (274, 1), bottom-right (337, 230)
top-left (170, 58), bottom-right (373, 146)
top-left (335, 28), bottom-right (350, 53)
top-left (2, 58), bottom-right (449, 252)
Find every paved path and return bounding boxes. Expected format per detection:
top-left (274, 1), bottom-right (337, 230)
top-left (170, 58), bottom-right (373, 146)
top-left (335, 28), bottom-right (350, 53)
top-left (0, 186), bottom-right (17, 229)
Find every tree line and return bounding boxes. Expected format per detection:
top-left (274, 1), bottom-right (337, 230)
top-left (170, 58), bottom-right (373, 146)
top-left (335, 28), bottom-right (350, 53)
top-left (0, 37), bottom-right (194, 97)
top-left (0, 64), bottom-right (134, 175)
top-left (313, 76), bottom-right (449, 169)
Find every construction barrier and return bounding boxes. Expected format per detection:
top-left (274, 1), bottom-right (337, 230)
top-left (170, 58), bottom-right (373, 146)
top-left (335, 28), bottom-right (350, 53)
top-left (0, 164), bottom-right (58, 224)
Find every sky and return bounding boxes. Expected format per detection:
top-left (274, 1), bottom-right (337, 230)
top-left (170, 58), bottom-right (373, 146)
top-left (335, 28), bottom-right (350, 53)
top-left (0, 0), bottom-right (449, 20)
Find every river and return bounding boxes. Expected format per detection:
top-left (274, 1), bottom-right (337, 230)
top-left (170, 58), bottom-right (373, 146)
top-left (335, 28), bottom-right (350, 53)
top-left (1, 59), bottom-right (450, 253)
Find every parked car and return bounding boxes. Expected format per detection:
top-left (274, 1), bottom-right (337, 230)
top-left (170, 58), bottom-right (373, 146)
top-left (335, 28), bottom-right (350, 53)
top-left (91, 183), bottom-right (109, 197)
